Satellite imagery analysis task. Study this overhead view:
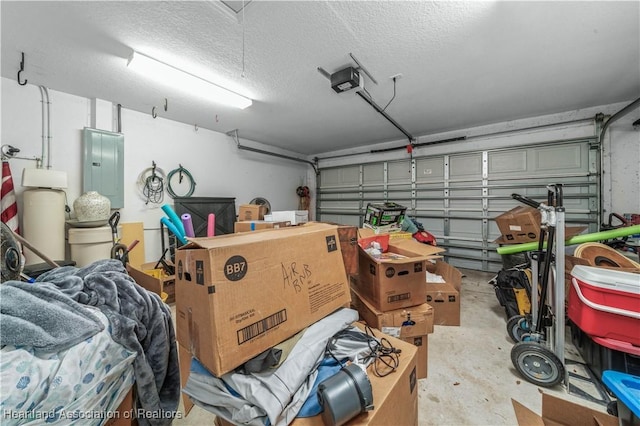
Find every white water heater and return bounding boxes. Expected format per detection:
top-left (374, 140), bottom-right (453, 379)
top-left (21, 169), bottom-right (68, 265)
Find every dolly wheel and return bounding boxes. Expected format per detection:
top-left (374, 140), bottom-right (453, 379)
top-left (511, 342), bottom-right (565, 387)
top-left (506, 315), bottom-right (529, 343)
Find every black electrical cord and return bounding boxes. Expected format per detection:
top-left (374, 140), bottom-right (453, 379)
top-left (167, 164), bottom-right (196, 198)
top-left (326, 325), bottom-right (400, 377)
top-left (382, 77), bottom-right (397, 112)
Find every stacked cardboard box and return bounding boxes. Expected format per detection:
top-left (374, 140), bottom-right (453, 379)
top-left (234, 203), bottom-right (291, 233)
top-left (350, 229), bottom-right (463, 378)
top-left (175, 222), bottom-right (351, 376)
top-left (174, 222), bottom-right (421, 425)
top-left (351, 288), bottom-right (433, 379)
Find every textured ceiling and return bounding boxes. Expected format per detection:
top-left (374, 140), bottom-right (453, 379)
top-left (1, 1), bottom-right (639, 155)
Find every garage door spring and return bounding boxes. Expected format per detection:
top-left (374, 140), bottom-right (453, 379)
top-left (167, 164), bottom-right (196, 198)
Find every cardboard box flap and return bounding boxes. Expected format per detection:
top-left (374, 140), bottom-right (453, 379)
top-left (512, 399), bottom-right (545, 426)
top-left (541, 393), bottom-right (618, 426)
top-left (512, 394), bottom-right (618, 426)
top-left (388, 238), bottom-right (445, 257)
top-left (181, 222), bottom-right (338, 250)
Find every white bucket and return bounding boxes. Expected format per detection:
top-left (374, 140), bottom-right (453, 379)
top-left (68, 225), bottom-right (113, 267)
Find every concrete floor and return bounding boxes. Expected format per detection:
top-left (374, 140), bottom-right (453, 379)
top-left (171, 268), bottom-right (611, 425)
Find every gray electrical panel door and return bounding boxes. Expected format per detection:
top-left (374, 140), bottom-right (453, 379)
top-left (83, 128), bottom-right (124, 208)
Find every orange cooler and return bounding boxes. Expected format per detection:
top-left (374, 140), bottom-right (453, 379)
top-left (568, 265), bottom-right (640, 346)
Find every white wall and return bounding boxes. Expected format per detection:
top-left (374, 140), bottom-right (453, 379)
top-left (311, 101), bottom-right (640, 218)
top-left (1, 77), bottom-right (309, 263)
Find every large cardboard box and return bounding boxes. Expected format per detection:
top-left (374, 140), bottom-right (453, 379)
top-left (495, 206), bottom-right (541, 243)
top-left (127, 262), bottom-right (176, 303)
top-left (178, 343), bottom-right (195, 417)
top-left (425, 260), bottom-right (462, 326)
top-left (351, 288), bottom-right (434, 337)
top-left (234, 220), bottom-right (291, 233)
top-left (351, 288), bottom-right (432, 379)
top-left (336, 224), bottom-right (359, 277)
top-left (512, 392), bottom-right (617, 426)
top-left (215, 326), bottom-right (418, 426)
top-left (175, 222), bottom-right (350, 376)
top-left (354, 238), bottom-right (444, 312)
top-left (402, 334), bottom-right (428, 379)
top-left (238, 204), bottom-right (267, 221)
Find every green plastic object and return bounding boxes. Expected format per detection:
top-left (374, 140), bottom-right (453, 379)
top-left (496, 225), bottom-right (640, 255)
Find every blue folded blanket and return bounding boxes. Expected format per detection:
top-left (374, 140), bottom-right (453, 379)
top-left (0, 281), bottom-right (104, 352)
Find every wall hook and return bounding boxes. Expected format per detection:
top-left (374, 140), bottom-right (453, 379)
top-left (194, 124), bottom-right (199, 132)
top-left (164, 98), bottom-right (168, 111)
top-left (152, 106), bottom-right (158, 119)
top-left (17, 52), bottom-right (27, 86)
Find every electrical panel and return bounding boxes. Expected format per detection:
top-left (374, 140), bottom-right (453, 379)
top-left (82, 128), bottom-right (124, 208)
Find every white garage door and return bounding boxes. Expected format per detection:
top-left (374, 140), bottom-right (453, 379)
top-left (317, 139), bottom-right (599, 272)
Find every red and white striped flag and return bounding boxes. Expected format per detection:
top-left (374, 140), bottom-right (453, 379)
top-left (1, 161), bottom-right (20, 234)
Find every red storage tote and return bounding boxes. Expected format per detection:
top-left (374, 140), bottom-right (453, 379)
top-left (568, 265), bottom-right (640, 346)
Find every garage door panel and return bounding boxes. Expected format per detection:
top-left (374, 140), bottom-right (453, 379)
top-left (416, 157), bottom-right (445, 183)
top-left (388, 161), bottom-right (412, 185)
top-left (489, 151), bottom-right (528, 175)
top-left (450, 153), bottom-right (482, 178)
top-left (363, 164), bottom-right (383, 184)
top-left (534, 144), bottom-right (585, 172)
top-left (416, 217), bottom-right (444, 235)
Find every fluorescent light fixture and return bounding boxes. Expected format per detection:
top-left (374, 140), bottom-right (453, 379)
top-left (127, 51), bottom-right (252, 110)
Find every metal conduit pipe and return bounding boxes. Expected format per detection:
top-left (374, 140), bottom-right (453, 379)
top-left (598, 97), bottom-right (640, 219)
top-left (227, 129), bottom-right (319, 174)
top-left (37, 85), bottom-right (52, 169)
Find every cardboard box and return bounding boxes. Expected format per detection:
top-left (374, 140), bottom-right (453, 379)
top-left (495, 206), bottom-right (542, 243)
top-left (215, 326), bottom-right (418, 426)
top-left (175, 222), bottom-right (350, 376)
top-left (234, 220), bottom-right (291, 233)
top-left (336, 224), bottom-right (359, 277)
top-left (127, 262), bottom-right (176, 304)
top-left (494, 225), bottom-right (588, 246)
top-left (351, 288), bottom-right (434, 338)
top-left (106, 387), bottom-right (136, 426)
top-left (178, 343), bottom-right (195, 417)
top-left (402, 334), bottom-right (428, 379)
top-left (354, 238), bottom-right (444, 312)
top-left (238, 204), bottom-right (267, 221)
top-left (265, 210), bottom-right (309, 225)
top-left (512, 392), bottom-right (617, 426)
top-left (351, 288), bottom-right (431, 379)
top-left (425, 260), bottom-right (462, 326)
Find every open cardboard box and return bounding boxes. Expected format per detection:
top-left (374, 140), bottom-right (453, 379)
top-left (127, 262), bottom-right (175, 303)
top-left (512, 392), bottom-right (617, 426)
top-left (354, 232), bottom-right (444, 312)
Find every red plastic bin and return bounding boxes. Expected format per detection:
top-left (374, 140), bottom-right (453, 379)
top-left (568, 265), bottom-right (640, 346)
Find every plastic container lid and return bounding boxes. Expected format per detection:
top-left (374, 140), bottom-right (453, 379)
top-left (602, 370), bottom-right (640, 417)
top-left (571, 265), bottom-right (640, 294)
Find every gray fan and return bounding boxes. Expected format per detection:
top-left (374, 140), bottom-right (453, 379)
top-left (1, 222), bottom-right (22, 282)
top-left (250, 197), bottom-right (271, 215)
